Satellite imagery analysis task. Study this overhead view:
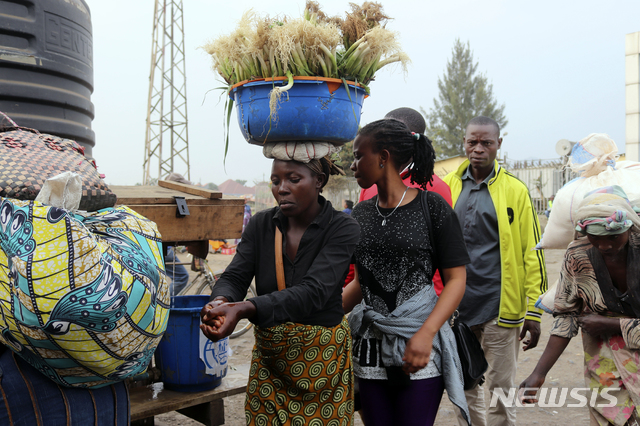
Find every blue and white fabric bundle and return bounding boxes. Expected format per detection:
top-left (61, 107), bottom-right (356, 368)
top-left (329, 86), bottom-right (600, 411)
top-left (0, 197), bottom-right (169, 388)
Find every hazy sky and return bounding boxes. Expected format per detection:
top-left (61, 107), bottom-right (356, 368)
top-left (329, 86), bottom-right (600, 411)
top-left (85, 0), bottom-right (640, 186)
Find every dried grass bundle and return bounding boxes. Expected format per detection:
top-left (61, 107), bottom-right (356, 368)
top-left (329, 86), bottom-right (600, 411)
top-left (266, 17), bottom-right (341, 77)
top-left (203, 1), bottom-right (407, 86)
top-left (341, 2), bottom-right (390, 49)
top-left (341, 26), bottom-right (410, 82)
top-left (202, 10), bottom-right (264, 82)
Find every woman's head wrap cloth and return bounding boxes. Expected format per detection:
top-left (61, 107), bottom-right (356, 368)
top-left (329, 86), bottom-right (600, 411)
top-left (263, 142), bottom-right (345, 188)
top-left (575, 185), bottom-right (640, 236)
top-left (262, 142), bottom-right (340, 163)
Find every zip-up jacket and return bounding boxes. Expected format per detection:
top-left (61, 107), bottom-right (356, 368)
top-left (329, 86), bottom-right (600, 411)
top-left (444, 159), bottom-right (547, 328)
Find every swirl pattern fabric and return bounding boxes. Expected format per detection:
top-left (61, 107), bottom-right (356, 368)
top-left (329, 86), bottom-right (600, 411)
top-left (245, 318), bottom-right (353, 426)
top-left (0, 197), bottom-right (170, 388)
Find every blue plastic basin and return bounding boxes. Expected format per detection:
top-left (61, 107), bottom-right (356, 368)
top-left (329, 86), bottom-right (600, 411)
top-left (155, 295), bottom-right (228, 392)
top-left (231, 78), bottom-right (368, 146)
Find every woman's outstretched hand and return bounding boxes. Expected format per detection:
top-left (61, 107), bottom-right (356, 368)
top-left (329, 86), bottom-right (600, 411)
top-left (518, 373), bottom-right (545, 405)
top-left (402, 329), bottom-right (434, 375)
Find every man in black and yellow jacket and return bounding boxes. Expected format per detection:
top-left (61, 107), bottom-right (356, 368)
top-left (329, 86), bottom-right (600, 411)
top-left (445, 116), bottom-right (548, 426)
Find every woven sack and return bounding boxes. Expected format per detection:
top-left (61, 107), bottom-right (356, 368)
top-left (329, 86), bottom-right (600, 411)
top-left (0, 197), bottom-right (170, 388)
top-left (0, 124), bottom-right (117, 212)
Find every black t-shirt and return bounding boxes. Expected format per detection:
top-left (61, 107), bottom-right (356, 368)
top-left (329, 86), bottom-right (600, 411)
top-left (352, 191), bottom-right (469, 315)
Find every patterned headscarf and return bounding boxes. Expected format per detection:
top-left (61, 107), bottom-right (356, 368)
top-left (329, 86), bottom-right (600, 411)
top-left (574, 186), bottom-right (640, 236)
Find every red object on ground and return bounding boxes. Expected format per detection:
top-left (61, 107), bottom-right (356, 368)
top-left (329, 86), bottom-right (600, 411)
top-left (346, 173), bottom-right (452, 296)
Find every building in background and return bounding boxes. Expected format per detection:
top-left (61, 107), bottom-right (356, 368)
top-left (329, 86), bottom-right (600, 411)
top-left (505, 159), bottom-right (575, 213)
top-left (218, 179), bottom-right (255, 198)
top-left (434, 155), bottom-right (467, 178)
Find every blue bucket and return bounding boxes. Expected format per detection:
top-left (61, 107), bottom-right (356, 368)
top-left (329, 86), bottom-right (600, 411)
top-left (231, 77), bottom-right (368, 146)
top-left (155, 295), bottom-right (229, 392)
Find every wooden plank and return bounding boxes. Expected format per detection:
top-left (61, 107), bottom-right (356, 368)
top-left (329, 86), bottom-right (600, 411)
top-left (130, 365), bottom-right (249, 421)
top-left (126, 204), bottom-right (244, 242)
top-left (158, 180), bottom-right (222, 199)
top-left (111, 186), bottom-right (239, 206)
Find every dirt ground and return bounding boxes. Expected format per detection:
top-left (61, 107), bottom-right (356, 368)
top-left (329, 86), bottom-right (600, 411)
top-left (155, 242), bottom-right (588, 426)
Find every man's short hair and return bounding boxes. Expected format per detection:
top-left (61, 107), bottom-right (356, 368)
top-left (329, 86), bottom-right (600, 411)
top-left (384, 107), bottom-right (426, 134)
top-left (466, 116), bottom-right (500, 136)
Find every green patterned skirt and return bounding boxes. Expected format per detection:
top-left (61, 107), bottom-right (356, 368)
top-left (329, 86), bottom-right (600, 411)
top-left (245, 317), bottom-right (353, 426)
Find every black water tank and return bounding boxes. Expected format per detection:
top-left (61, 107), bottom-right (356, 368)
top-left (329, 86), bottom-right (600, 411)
top-left (0, 0), bottom-right (95, 157)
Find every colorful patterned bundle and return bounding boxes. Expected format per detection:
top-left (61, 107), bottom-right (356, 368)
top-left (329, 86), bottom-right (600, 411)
top-left (0, 197), bottom-right (170, 388)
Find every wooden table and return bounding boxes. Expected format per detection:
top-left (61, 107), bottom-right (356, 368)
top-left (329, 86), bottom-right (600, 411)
top-left (111, 182), bottom-right (244, 244)
top-left (130, 364), bottom-right (249, 426)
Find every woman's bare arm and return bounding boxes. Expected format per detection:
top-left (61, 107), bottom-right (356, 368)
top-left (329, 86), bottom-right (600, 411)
top-left (342, 266), bottom-right (363, 314)
top-left (519, 335), bottom-right (571, 403)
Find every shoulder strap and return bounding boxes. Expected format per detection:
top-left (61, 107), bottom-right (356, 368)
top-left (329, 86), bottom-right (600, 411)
top-left (628, 240), bottom-right (640, 316)
top-left (419, 191), bottom-right (441, 280)
top-left (275, 227), bottom-right (286, 291)
top-left (587, 246), bottom-right (640, 317)
top-left (587, 247), bottom-right (621, 313)
top-left (419, 191), bottom-right (435, 248)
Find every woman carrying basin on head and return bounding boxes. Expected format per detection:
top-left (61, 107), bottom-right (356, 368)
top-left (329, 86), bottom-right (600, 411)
top-left (200, 149), bottom-right (360, 426)
top-left (520, 185), bottom-right (640, 425)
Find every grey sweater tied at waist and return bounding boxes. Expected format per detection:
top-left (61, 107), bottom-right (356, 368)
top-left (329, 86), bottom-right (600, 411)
top-left (348, 284), bottom-right (470, 425)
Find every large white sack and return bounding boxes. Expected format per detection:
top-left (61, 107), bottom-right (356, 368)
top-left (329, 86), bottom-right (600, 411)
top-left (537, 134), bottom-right (640, 249)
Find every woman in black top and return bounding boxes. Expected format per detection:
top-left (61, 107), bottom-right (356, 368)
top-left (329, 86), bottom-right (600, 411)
top-left (201, 157), bottom-right (360, 426)
top-left (344, 119), bottom-right (471, 426)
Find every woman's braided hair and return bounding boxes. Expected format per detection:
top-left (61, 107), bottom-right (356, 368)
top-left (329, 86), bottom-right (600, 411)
top-left (357, 119), bottom-right (436, 189)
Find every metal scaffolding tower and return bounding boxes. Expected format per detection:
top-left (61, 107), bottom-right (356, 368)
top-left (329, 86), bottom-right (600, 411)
top-left (143, 0), bottom-right (190, 184)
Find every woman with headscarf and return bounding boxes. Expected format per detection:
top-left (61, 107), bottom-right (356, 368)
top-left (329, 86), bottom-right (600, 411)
top-left (200, 150), bottom-right (360, 426)
top-left (520, 185), bottom-right (640, 425)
